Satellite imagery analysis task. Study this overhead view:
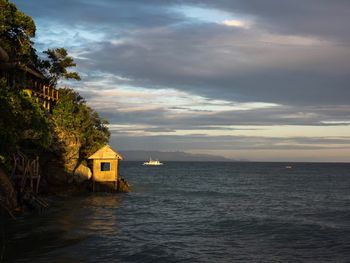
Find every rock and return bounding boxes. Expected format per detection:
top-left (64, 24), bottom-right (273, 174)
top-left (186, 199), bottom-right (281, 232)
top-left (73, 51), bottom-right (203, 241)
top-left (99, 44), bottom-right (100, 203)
top-left (0, 167), bottom-right (18, 216)
top-left (41, 158), bottom-right (70, 186)
top-left (73, 163), bottom-right (92, 184)
top-left (117, 178), bottom-right (130, 193)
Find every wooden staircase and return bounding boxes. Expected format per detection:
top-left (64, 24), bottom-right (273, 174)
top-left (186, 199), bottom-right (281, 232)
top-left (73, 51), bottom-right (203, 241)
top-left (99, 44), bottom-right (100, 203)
top-left (12, 151), bottom-right (41, 193)
top-left (11, 151), bottom-right (49, 213)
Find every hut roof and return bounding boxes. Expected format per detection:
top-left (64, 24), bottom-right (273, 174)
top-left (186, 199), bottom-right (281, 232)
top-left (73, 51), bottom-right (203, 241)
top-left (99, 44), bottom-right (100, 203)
top-left (88, 145), bottom-right (123, 160)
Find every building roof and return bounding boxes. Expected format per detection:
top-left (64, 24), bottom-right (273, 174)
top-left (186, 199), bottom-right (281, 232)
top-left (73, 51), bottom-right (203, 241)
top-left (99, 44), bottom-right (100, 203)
top-left (88, 145), bottom-right (123, 160)
top-left (25, 66), bottom-right (44, 79)
top-left (0, 45), bottom-right (43, 78)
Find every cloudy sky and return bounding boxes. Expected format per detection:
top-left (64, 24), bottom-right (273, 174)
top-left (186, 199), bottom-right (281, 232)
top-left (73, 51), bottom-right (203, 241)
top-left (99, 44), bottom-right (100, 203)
top-left (14, 0), bottom-right (350, 162)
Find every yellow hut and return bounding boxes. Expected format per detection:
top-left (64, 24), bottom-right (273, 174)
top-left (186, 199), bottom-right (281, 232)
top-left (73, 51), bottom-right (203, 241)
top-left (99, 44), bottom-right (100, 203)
top-left (88, 145), bottom-right (123, 191)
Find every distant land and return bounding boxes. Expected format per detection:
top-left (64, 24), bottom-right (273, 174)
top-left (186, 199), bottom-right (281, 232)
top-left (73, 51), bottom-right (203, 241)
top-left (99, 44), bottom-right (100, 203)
top-left (119, 150), bottom-right (240, 162)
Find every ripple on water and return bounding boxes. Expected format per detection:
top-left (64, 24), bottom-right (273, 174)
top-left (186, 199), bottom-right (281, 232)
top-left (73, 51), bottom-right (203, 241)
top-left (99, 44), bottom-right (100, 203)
top-left (2, 162), bottom-right (350, 262)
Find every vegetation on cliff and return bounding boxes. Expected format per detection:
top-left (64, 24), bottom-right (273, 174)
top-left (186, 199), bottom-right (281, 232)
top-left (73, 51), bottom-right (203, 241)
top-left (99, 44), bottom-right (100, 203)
top-left (41, 48), bottom-right (81, 86)
top-left (0, 0), bottom-right (37, 68)
top-left (49, 88), bottom-right (110, 179)
top-left (0, 0), bottom-right (110, 214)
top-left (0, 0), bottom-right (81, 84)
top-left (0, 79), bottom-right (51, 163)
top-left (52, 88), bottom-right (110, 161)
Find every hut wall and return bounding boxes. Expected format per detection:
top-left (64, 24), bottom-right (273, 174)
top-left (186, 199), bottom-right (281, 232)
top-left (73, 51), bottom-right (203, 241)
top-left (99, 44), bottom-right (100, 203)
top-left (92, 159), bottom-right (118, 182)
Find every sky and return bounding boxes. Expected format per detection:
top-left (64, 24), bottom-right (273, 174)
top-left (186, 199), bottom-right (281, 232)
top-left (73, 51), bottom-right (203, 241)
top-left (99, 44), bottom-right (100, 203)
top-left (13, 0), bottom-right (350, 162)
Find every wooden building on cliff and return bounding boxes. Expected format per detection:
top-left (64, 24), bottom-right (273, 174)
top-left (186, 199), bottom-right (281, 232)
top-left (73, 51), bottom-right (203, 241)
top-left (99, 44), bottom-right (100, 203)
top-left (88, 145), bottom-right (128, 192)
top-left (0, 45), bottom-right (59, 112)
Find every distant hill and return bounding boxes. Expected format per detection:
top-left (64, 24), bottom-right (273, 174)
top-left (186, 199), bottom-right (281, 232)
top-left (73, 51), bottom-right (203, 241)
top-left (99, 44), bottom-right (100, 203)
top-left (119, 150), bottom-right (236, 162)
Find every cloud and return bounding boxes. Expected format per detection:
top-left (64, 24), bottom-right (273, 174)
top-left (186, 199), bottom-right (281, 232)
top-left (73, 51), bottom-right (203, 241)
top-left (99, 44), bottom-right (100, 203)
top-left (15, 0), bottom-right (350, 107)
top-left (17, 0), bottom-right (350, 41)
top-left (12, 0), bottom-right (350, 160)
top-left (191, 0), bottom-right (350, 42)
top-left (83, 27), bottom-right (350, 106)
top-left (222, 19), bottom-right (249, 28)
top-left (110, 133), bottom-right (350, 152)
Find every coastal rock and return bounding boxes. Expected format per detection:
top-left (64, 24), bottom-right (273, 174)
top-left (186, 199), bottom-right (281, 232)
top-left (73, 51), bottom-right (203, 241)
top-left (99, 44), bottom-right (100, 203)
top-left (0, 167), bottom-right (18, 215)
top-left (41, 157), bottom-right (70, 185)
top-left (73, 163), bottom-right (92, 184)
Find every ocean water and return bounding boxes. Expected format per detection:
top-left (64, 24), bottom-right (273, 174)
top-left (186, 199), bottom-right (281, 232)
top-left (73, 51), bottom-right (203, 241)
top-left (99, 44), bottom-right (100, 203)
top-left (1, 162), bottom-right (350, 262)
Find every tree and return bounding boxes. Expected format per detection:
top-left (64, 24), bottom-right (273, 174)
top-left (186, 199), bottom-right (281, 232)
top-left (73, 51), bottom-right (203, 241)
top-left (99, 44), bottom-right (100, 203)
top-left (0, 78), bottom-right (51, 161)
top-left (0, 1), bottom-right (80, 86)
top-left (41, 48), bottom-right (81, 87)
top-left (0, 0), bottom-right (38, 67)
top-left (51, 88), bottom-right (110, 161)
top-left (0, 1), bottom-right (109, 175)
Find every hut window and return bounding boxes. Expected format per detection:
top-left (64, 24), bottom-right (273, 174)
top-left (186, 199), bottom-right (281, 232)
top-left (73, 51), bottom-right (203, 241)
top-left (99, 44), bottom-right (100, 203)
top-left (100, 162), bottom-right (111, 171)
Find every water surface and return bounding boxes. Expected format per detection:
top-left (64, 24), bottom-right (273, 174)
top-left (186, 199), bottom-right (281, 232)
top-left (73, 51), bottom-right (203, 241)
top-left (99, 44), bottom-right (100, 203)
top-left (2, 162), bottom-right (350, 262)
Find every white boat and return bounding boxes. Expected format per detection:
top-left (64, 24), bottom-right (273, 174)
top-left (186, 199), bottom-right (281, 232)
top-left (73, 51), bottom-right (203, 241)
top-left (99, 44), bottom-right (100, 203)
top-left (143, 157), bottom-right (163, 166)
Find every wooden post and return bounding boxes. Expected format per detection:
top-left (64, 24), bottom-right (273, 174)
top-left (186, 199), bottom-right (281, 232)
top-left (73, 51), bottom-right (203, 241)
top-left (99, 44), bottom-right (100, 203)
top-left (30, 162), bottom-right (34, 191)
top-left (35, 156), bottom-right (40, 193)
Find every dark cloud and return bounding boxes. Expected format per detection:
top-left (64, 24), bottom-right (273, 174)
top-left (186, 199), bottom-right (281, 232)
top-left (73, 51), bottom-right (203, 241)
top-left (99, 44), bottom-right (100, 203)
top-left (14, 0), bottom-right (350, 107)
top-left (83, 24), bottom-right (350, 106)
top-left (203, 0), bottom-right (350, 42)
top-left (110, 133), bottom-right (350, 151)
top-left (98, 105), bottom-right (350, 129)
top-left (16, 0), bottom-right (350, 41)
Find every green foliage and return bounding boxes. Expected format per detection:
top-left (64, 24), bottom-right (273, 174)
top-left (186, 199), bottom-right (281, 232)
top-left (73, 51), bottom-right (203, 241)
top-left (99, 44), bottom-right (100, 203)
top-left (0, 78), bottom-right (52, 161)
top-left (52, 88), bottom-right (110, 160)
top-left (0, 1), bottom-right (80, 86)
top-left (0, 1), bottom-right (110, 169)
top-left (41, 48), bottom-right (81, 86)
top-left (0, 0), bottom-right (38, 66)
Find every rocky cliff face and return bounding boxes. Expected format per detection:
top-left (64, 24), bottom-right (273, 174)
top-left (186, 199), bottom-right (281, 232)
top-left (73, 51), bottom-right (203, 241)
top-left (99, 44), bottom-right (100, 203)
top-left (56, 129), bottom-right (81, 174)
top-left (41, 128), bottom-right (82, 186)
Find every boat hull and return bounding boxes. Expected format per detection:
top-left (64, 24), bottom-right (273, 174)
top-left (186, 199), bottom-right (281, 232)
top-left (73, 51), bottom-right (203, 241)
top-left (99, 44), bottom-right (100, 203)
top-left (143, 163), bottom-right (163, 166)
top-left (143, 158), bottom-right (163, 166)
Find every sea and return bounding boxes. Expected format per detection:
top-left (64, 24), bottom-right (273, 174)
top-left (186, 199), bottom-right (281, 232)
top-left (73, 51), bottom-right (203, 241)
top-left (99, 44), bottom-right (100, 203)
top-left (1, 162), bottom-right (350, 262)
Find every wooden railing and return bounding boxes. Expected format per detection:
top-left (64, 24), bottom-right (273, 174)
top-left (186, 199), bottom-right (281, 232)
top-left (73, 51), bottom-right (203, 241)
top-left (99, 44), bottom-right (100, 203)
top-left (30, 80), bottom-right (59, 101)
top-left (24, 79), bottom-right (59, 111)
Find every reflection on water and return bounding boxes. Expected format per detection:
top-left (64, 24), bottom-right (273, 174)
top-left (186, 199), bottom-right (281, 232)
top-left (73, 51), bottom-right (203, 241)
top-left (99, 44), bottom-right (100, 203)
top-left (1, 193), bottom-right (123, 262)
top-left (80, 194), bottom-right (121, 234)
